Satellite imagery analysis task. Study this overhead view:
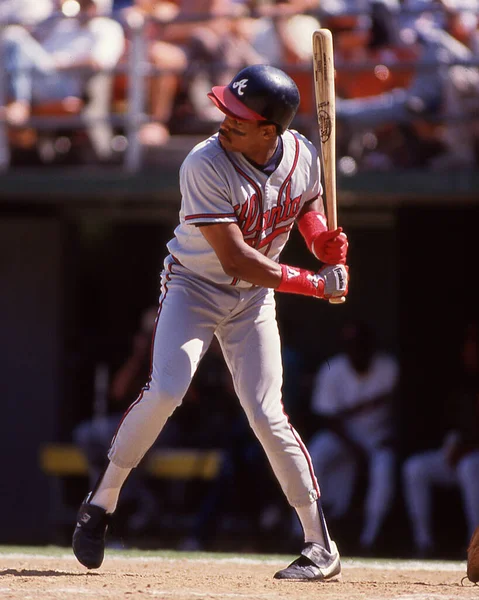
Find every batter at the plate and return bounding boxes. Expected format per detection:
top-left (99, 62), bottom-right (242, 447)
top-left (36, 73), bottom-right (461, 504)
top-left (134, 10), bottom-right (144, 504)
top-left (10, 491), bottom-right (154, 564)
top-left (73, 64), bottom-right (349, 581)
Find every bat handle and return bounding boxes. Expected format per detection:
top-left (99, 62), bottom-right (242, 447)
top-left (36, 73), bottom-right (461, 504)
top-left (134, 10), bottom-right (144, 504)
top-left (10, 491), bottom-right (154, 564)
top-left (329, 296), bottom-right (346, 305)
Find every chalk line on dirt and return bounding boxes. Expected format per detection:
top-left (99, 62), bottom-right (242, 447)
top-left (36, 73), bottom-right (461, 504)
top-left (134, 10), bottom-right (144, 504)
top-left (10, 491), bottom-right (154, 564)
top-left (0, 552), bottom-right (466, 572)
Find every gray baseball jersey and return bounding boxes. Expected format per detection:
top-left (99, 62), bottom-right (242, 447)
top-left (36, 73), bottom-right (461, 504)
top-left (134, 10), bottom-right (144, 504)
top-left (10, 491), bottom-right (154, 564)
top-left (167, 130), bottom-right (322, 286)
top-left (109, 129), bottom-right (324, 509)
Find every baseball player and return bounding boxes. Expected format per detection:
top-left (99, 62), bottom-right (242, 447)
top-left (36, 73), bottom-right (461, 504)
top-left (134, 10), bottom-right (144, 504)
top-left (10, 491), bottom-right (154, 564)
top-left (72, 64), bottom-right (349, 581)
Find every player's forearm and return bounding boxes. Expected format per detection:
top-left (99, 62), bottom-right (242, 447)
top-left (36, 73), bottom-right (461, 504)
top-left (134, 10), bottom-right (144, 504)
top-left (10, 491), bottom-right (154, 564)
top-left (199, 222), bottom-right (283, 287)
top-left (222, 247), bottom-right (347, 300)
top-left (199, 221), bottom-right (346, 297)
top-left (220, 243), bottom-right (283, 288)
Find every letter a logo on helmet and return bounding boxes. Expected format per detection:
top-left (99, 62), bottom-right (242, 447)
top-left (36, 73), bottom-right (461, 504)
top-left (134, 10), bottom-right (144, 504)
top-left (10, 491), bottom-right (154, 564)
top-left (207, 65), bottom-right (300, 133)
top-left (232, 79), bottom-right (249, 96)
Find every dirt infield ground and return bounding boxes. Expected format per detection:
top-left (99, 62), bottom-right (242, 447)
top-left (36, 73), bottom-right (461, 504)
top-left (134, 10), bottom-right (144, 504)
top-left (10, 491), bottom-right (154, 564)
top-left (0, 549), bottom-right (477, 600)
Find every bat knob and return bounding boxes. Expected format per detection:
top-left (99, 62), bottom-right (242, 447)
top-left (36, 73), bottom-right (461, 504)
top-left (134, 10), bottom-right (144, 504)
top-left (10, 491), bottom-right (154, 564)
top-left (329, 296), bottom-right (346, 305)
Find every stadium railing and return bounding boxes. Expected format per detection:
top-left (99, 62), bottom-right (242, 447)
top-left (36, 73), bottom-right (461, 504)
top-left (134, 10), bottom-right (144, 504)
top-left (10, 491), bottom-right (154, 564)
top-left (0, 4), bottom-right (478, 173)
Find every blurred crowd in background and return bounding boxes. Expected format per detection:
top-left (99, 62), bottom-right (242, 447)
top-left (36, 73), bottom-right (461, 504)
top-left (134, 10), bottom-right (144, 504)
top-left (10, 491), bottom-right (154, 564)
top-left (1, 0), bottom-right (479, 171)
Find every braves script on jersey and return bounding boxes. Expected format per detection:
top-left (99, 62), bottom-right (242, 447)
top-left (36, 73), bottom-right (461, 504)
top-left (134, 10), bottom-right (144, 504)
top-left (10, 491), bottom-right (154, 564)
top-left (167, 129), bottom-right (322, 285)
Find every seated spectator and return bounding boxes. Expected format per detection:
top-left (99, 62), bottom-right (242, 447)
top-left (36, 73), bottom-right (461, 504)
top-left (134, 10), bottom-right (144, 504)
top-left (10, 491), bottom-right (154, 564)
top-left (307, 320), bottom-right (399, 553)
top-left (334, 3), bottom-right (417, 101)
top-left (402, 321), bottom-right (479, 558)
top-left (431, 1), bottom-right (479, 169)
top-left (2, 0), bottom-right (125, 161)
top-left (332, 3), bottom-right (423, 170)
top-left (118, 0), bottom-right (261, 139)
top-left (439, 0), bottom-right (479, 51)
top-left (248, 0), bottom-right (321, 134)
top-left (157, 0), bottom-right (264, 130)
top-left (119, 0), bottom-right (188, 145)
top-left (335, 3), bottom-right (479, 170)
top-left (0, 0), bottom-right (54, 27)
top-left (250, 0), bottom-right (320, 68)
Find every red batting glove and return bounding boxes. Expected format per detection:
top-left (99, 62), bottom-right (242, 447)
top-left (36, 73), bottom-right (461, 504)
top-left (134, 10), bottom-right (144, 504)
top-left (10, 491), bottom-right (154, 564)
top-left (277, 263), bottom-right (348, 300)
top-left (312, 228), bottom-right (348, 264)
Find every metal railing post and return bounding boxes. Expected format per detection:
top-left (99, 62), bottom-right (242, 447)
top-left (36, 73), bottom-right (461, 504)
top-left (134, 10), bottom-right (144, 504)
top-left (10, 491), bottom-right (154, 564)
top-left (124, 13), bottom-right (147, 173)
top-left (0, 24), bottom-right (11, 171)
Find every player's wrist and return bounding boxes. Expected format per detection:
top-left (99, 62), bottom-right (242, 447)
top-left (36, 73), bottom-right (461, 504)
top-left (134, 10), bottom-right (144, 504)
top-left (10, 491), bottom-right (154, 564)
top-left (297, 211), bottom-right (349, 264)
top-left (297, 211), bottom-right (328, 259)
top-left (276, 264), bottom-right (325, 298)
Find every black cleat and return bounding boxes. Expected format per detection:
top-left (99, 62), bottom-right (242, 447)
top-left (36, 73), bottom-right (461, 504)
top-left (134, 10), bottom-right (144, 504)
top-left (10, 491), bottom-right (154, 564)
top-left (72, 494), bottom-right (112, 569)
top-left (274, 541), bottom-right (341, 581)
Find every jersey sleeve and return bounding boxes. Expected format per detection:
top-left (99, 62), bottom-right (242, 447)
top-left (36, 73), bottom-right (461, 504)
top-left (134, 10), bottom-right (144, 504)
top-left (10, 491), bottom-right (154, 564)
top-left (179, 150), bottom-right (238, 225)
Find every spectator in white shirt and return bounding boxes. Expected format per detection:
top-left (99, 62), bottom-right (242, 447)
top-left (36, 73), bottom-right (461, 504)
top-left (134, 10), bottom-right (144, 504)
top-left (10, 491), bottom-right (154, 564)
top-left (307, 320), bottom-right (399, 553)
top-left (0, 0), bottom-right (54, 27)
top-left (2, 0), bottom-right (125, 159)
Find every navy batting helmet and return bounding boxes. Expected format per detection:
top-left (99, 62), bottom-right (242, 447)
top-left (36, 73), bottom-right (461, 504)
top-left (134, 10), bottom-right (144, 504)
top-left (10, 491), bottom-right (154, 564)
top-left (208, 65), bottom-right (300, 133)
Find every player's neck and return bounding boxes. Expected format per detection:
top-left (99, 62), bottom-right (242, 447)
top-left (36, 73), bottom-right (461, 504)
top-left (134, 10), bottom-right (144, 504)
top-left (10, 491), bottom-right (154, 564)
top-left (242, 136), bottom-right (279, 166)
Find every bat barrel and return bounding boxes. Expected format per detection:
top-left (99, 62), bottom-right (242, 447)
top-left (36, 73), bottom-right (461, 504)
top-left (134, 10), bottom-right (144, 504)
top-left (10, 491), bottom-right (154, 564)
top-left (313, 29), bottom-right (346, 305)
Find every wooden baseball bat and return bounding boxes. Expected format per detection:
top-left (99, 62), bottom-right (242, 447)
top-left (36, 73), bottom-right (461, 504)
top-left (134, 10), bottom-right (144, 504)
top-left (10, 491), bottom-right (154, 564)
top-left (312, 29), bottom-right (345, 305)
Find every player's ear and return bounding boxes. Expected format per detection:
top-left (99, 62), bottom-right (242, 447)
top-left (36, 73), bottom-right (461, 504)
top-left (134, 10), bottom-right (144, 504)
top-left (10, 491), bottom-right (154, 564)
top-left (260, 123), bottom-right (278, 140)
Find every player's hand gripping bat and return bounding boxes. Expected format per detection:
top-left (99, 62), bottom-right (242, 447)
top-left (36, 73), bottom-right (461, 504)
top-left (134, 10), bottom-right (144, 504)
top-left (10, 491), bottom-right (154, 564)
top-left (312, 29), bottom-right (346, 305)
